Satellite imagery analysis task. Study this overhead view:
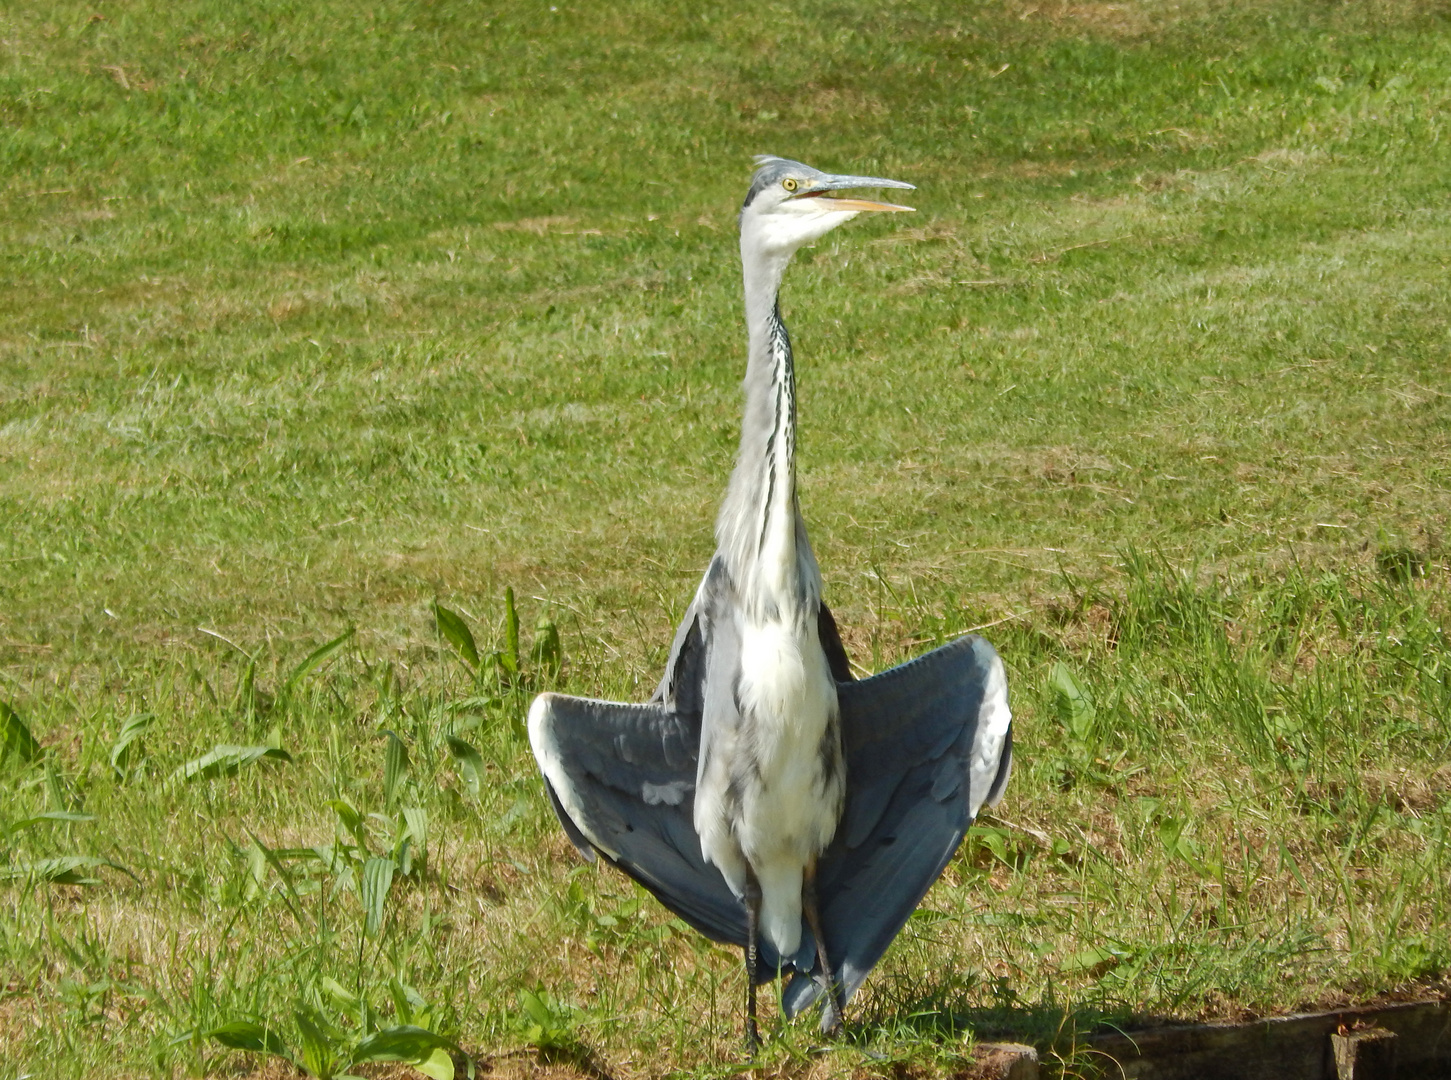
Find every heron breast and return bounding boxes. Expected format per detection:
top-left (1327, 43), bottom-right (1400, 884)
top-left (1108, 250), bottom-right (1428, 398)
top-left (732, 616), bottom-right (844, 853)
top-left (736, 618), bottom-right (835, 727)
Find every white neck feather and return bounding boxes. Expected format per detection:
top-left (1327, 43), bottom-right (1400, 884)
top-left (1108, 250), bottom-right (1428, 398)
top-left (715, 234), bottom-right (823, 620)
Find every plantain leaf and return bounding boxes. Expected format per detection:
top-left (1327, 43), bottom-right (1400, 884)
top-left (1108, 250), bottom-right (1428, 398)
top-left (206, 1020), bottom-right (294, 1061)
top-left (0, 855), bottom-right (125, 885)
top-left (443, 735), bottom-right (484, 798)
top-left (520, 988), bottom-right (553, 1029)
top-left (109, 713), bottom-right (155, 779)
top-left (351, 1025), bottom-right (472, 1078)
top-left (401, 806), bottom-right (428, 857)
top-left (1047, 662), bottom-right (1097, 747)
top-left (328, 797), bottom-right (366, 848)
top-left (0, 701), bottom-right (42, 765)
top-left (433, 603), bottom-right (479, 671)
top-left (1062, 944), bottom-right (1122, 974)
top-left (319, 976), bottom-right (360, 1012)
top-left (415, 1047), bottom-right (456, 1080)
top-left (381, 730), bottom-right (408, 810)
top-left (516, 987), bottom-right (577, 1051)
top-left (294, 1007), bottom-right (339, 1079)
top-left (361, 856), bottom-right (394, 939)
top-left (242, 843), bottom-right (267, 902)
top-left (169, 744), bottom-right (292, 785)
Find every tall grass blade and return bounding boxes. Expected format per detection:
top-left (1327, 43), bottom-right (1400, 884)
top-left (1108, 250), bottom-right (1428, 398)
top-left (388, 978), bottom-right (430, 1026)
top-left (9, 811), bottom-right (94, 832)
top-left (234, 657), bottom-right (264, 716)
top-left (246, 832), bottom-right (312, 926)
top-left (44, 760), bottom-right (79, 811)
top-left (502, 586), bottom-right (520, 675)
top-left (433, 603), bottom-right (479, 671)
top-left (283, 629), bottom-right (355, 695)
top-left (530, 615), bottom-right (561, 678)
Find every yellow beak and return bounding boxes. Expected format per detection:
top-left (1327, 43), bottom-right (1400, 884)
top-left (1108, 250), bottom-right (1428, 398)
top-left (822, 197), bottom-right (916, 213)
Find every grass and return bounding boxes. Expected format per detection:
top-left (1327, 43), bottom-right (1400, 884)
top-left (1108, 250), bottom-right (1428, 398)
top-left (3, 0), bottom-right (1451, 1075)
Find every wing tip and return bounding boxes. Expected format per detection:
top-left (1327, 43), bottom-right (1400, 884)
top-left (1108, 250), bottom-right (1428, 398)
top-left (528, 692), bottom-right (621, 861)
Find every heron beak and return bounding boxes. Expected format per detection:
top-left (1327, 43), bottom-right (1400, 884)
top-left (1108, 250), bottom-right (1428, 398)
top-left (803, 171), bottom-right (916, 213)
top-left (816, 196), bottom-right (915, 213)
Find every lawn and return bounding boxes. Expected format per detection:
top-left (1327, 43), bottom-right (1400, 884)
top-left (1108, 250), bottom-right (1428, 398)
top-left (2, 0), bottom-right (1450, 1076)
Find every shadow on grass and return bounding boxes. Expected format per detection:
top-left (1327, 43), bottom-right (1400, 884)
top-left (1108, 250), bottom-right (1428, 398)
top-left (537, 1042), bottom-right (619, 1080)
top-left (847, 971), bottom-right (1163, 1076)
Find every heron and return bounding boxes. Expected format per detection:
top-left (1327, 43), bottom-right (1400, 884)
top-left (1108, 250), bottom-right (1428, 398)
top-left (528, 156), bottom-right (1012, 1045)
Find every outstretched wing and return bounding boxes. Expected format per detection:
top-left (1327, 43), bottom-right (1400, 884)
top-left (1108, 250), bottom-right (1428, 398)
top-left (528, 691), bottom-right (746, 946)
top-left (782, 634), bottom-right (1012, 1018)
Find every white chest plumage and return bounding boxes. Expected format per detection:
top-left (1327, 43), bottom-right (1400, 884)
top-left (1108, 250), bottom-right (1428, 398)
top-left (694, 609), bottom-right (844, 957)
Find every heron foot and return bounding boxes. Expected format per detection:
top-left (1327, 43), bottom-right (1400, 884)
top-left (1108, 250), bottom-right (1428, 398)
top-left (818, 990), bottom-right (844, 1038)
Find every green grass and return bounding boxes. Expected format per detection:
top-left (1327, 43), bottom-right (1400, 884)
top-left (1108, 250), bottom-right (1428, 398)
top-left (3, 0), bottom-right (1451, 1075)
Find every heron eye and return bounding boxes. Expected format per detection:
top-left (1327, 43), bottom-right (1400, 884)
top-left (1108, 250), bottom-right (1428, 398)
top-left (782, 178), bottom-right (799, 192)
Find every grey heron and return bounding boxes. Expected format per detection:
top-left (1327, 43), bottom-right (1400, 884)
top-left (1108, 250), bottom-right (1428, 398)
top-left (528, 156), bottom-right (1012, 1045)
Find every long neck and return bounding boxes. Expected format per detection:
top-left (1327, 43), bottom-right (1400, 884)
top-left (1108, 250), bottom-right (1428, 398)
top-left (716, 241), bottom-right (822, 618)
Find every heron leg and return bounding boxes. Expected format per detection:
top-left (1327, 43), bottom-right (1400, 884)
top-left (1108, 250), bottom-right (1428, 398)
top-left (743, 867), bottom-right (763, 1052)
top-left (803, 861), bottom-right (843, 1035)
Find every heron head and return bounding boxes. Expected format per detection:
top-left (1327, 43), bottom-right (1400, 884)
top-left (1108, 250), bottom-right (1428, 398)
top-left (740, 155), bottom-right (915, 257)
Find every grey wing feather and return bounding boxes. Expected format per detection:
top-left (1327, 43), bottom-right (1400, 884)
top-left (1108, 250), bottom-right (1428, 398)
top-left (818, 603), bottom-right (856, 683)
top-left (529, 691), bottom-right (746, 945)
top-left (782, 634), bottom-right (1012, 1019)
top-left (529, 698), bottom-right (809, 971)
top-left (649, 596), bottom-right (705, 712)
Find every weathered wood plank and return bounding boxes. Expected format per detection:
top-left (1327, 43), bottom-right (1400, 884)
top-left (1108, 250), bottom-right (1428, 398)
top-left (1083, 998), bottom-right (1449, 1080)
top-left (973, 1042), bottom-right (1039, 1080)
top-left (1332, 1026), bottom-right (1396, 1080)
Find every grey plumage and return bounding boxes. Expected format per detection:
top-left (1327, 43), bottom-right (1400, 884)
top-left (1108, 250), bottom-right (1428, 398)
top-left (533, 607), bottom-right (1010, 1004)
top-left (529, 156), bottom-right (1012, 1041)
